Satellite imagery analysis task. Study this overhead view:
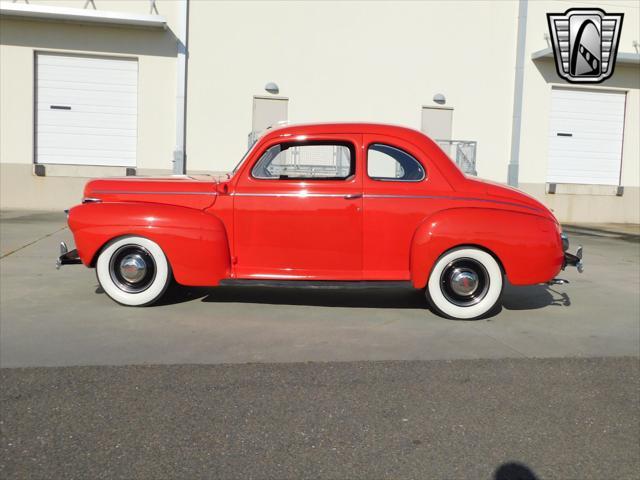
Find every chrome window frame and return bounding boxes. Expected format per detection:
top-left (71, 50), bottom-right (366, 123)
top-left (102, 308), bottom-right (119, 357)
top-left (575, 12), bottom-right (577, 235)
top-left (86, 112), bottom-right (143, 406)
top-left (366, 143), bottom-right (426, 182)
top-left (251, 141), bottom-right (356, 181)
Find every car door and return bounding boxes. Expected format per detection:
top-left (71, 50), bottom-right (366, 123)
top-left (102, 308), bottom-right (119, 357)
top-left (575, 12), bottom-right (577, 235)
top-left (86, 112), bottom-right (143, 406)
top-left (362, 133), bottom-right (451, 280)
top-left (233, 134), bottom-right (363, 280)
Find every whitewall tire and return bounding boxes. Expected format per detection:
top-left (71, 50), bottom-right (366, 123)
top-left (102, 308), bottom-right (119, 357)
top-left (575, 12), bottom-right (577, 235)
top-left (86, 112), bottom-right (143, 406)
top-left (426, 247), bottom-right (503, 320)
top-left (96, 236), bottom-right (171, 307)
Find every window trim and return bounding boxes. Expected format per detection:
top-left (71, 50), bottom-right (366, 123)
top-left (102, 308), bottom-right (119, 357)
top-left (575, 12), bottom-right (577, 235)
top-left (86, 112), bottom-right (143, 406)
top-left (366, 143), bottom-right (426, 182)
top-left (251, 140), bottom-right (356, 181)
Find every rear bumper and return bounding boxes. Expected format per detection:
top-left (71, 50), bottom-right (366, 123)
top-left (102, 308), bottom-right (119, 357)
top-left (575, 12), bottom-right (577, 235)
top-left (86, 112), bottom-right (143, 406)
top-left (561, 234), bottom-right (584, 273)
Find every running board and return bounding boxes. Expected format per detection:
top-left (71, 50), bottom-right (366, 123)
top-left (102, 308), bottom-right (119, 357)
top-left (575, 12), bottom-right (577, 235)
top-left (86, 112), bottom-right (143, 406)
top-left (218, 279), bottom-right (415, 290)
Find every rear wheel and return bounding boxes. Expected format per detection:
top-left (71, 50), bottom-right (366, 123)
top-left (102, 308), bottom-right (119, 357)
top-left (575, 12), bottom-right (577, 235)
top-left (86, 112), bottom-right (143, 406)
top-left (96, 236), bottom-right (171, 306)
top-left (426, 247), bottom-right (503, 320)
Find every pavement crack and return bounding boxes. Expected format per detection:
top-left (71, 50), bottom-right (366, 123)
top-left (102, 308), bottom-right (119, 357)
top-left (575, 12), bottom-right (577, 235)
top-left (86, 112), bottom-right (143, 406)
top-left (0, 226), bottom-right (68, 259)
top-left (473, 327), bottom-right (529, 358)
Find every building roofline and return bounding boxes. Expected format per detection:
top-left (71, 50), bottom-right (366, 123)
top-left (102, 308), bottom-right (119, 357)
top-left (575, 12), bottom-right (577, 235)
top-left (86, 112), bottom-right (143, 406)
top-left (0, 1), bottom-right (167, 29)
top-left (531, 47), bottom-right (640, 65)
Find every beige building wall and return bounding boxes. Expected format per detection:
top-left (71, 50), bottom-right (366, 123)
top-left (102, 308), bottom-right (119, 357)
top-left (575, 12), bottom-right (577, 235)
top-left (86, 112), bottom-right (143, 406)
top-left (185, 0), bottom-right (519, 181)
top-left (518, 0), bottom-right (640, 224)
top-left (0, 0), bottom-right (179, 210)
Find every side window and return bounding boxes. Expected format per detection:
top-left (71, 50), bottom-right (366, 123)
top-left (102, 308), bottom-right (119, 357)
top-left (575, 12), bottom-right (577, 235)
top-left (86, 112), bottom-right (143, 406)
top-left (252, 142), bottom-right (354, 180)
top-left (367, 143), bottom-right (425, 181)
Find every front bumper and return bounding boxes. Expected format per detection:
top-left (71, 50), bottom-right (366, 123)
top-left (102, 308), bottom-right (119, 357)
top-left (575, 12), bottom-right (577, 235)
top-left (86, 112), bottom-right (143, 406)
top-left (561, 233), bottom-right (584, 273)
top-left (56, 241), bottom-right (81, 269)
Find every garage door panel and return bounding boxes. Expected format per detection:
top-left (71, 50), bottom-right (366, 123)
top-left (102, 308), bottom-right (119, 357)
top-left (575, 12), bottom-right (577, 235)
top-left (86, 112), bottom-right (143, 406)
top-left (37, 54), bottom-right (137, 71)
top-left (36, 53), bottom-right (138, 167)
top-left (38, 110), bottom-right (137, 130)
top-left (548, 155), bottom-right (622, 170)
top-left (38, 147), bottom-right (136, 159)
top-left (37, 89), bottom-right (137, 108)
top-left (547, 172), bottom-right (620, 185)
top-left (37, 125), bottom-right (136, 138)
top-left (37, 103), bottom-right (136, 116)
top-left (551, 104), bottom-right (624, 117)
top-left (549, 112), bottom-right (625, 125)
top-left (37, 153), bottom-right (136, 167)
top-left (548, 161), bottom-right (621, 184)
top-left (37, 65), bottom-right (136, 86)
top-left (38, 132), bottom-right (136, 150)
top-left (37, 79), bottom-right (136, 94)
top-left (548, 138), bottom-right (625, 154)
top-left (548, 129), bottom-right (623, 141)
top-left (552, 88), bottom-right (625, 102)
top-left (547, 88), bottom-right (625, 186)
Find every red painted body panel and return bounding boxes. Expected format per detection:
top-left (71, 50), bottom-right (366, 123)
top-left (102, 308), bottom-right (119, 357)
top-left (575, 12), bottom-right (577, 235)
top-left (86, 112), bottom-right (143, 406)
top-left (233, 133), bottom-right (363, 280)
top-left (68, 202), bottom-right (230, 286)
top-left (67, 123), bottom-right (564, 288)
top-left (410, 209), bottom-right (563, 288)
top-left (84, 176), bottom-right (218, 210)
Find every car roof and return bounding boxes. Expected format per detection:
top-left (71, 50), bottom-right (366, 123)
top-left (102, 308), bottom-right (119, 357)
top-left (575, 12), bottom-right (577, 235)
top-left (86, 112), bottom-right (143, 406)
top-left (263, 122), bottom-right (429, 142)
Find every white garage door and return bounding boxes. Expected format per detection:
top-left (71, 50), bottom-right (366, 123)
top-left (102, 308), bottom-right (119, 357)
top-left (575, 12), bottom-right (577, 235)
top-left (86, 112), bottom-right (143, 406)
top-left (36, 53), bottom-right (137, 167)
top-left (547, 88), bottom-right (626, 185)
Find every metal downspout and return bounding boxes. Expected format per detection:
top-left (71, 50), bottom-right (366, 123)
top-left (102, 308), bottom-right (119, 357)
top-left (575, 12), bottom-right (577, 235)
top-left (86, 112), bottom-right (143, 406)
top-left (508, 0), bottom-right (528, 187)
top-left (173, 0), bottom-right (189, 175)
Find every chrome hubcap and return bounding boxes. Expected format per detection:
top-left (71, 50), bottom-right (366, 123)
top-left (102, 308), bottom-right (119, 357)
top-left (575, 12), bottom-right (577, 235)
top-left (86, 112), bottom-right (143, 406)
top-left (119, 254), bottom-right (147, 283)
top-left (449, 268), bottom-right (479, 296)
top-left (440, 257), bottom-right (490, 307)
top-left (109, 245), bottom-right (156, 293)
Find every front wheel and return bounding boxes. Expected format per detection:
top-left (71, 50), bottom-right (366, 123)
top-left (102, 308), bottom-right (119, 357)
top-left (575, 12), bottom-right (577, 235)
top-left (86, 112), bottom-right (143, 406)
top-left (96, 236), bottom-right (171, 306)
top-left (426, 247), bottom-right (503, 320)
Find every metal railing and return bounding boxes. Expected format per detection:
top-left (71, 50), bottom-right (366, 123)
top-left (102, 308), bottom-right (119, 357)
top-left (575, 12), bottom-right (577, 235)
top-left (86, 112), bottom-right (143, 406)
top-left (435, 140), bottom-right (477, 176)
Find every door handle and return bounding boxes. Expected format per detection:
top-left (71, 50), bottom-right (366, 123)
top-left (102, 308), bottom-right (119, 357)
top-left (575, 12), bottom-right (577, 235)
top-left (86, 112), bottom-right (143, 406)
top-left (556, 132), bottom-right (573, 137)
top-left (344, 193), bottom-right (363, 200)
top-left (50, 105), bottom-right (72, 110)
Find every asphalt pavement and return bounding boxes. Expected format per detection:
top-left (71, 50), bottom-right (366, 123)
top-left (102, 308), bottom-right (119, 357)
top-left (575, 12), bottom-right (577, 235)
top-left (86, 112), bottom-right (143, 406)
top-left (1, 358), bottom-right (638, 480)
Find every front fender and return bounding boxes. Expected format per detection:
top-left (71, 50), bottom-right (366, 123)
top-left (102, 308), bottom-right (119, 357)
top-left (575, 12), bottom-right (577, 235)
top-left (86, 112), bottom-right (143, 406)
top-left (68, 202), bottom-right (231, 286)
top-left (410, 208), bottom-right (564, 288)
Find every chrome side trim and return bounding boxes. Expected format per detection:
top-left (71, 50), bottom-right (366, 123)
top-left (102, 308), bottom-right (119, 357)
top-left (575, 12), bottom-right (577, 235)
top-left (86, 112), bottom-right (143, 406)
top-left (91, 190), bottom-right (216, 196)
top-left (234, 192), bottom-right (350, 198)
top-left (82, 197), bottom-right (102, 203)
top-left (232, 192), bottom-right (541, 211)
top-left (364, 194), bottom-right (541, 212)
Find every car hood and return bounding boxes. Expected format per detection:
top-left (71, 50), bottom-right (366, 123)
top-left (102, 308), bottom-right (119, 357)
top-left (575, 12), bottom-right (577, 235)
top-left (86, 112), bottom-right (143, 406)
top-left (83, 175), bottom-right (218, 209)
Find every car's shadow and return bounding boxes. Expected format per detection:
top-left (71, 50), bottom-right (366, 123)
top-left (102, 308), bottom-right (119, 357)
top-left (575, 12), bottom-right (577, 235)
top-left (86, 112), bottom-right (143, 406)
top-left (138, 280), bottom-right (572, 315)
top-left (502, 283), bottom-right (571, 310)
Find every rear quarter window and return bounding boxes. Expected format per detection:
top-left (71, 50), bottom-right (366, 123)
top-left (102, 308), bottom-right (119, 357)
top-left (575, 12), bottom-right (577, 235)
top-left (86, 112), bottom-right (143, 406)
top-left (367, 143), bottom-right (425, 181)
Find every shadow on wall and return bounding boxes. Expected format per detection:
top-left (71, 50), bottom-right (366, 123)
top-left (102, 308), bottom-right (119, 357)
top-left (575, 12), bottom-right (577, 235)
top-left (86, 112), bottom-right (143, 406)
top-left (0, 17), bottom-right (177, 58)
top-left (533, 56), bottom-right (640, 89)
top-left (97, 281), bottom-right (572, 313)
top-left (494, 461), bottom-right (539, 480)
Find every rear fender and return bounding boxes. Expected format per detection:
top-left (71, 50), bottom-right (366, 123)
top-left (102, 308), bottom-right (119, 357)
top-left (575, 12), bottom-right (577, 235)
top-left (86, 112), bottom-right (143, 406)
top-left (68, 202), bottom-right (230, 286)
top-left (410, 208), bottom-right (563, 288)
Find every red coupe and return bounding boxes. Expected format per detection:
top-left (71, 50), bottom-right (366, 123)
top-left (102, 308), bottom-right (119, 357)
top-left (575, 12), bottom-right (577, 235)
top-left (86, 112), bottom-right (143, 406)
top-left (57, 123), bottom-right (583, 319)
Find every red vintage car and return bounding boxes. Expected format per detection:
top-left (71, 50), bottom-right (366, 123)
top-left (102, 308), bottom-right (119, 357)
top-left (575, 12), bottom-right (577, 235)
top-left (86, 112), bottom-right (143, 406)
top-left (57, 123), bottom-right (583, 319)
